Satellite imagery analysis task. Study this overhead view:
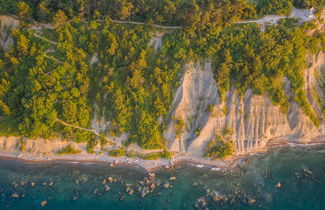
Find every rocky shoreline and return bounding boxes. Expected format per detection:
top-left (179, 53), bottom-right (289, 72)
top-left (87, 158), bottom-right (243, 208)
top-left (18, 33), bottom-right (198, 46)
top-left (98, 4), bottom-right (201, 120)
top-left (0, 138), bottom-right (324, 172)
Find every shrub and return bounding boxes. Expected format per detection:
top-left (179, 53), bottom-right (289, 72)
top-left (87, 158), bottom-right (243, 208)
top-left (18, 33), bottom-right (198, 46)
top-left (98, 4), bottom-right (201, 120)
top-left (109, 147), bottom-right (125, 157)
top-left (205, 134), bottom-right (235, 159)
top-left (58, 145), bottom-right (81, 155)
top-left (86, 138), bottom-right (98, 153)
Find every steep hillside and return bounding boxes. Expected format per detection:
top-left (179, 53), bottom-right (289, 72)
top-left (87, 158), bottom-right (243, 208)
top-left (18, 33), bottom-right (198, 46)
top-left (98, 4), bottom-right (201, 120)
top-left (0, 1), bottom-right (325, 161)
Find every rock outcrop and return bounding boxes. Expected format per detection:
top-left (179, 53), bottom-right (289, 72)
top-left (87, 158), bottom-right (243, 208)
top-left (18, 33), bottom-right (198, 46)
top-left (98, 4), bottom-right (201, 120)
top-left (0, 15), bottom-right (19, 52)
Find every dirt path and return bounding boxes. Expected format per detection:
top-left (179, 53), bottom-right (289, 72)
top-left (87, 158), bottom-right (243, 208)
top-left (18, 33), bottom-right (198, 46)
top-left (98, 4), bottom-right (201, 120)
top-left (238, 8), bottom-right (316, 31)
top-left (56, 118), bottom-right (115, 145)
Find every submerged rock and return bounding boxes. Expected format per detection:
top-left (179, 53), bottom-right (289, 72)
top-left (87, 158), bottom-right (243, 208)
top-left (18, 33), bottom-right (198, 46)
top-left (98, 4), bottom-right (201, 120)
top-left (213, 195), bottom-right (224, 202)
top-left (128, 189), bottom-right (134, 195)
top-left (104, 185), bottom-right (111, 191)
top-left (163, 182), bottom-right (170, 189)
top-left (108, 177), bottom-right (115, 183)
top-left (11, 193), bottom-right (19, 198)
top-left (119, 195), bottom-right (126, 201)
top-left (248, 198), bottom-right (256, 204)
top-left (195, 197), bottom-right (207, 208)
top-left (303, 169), bottom-right (313, 175)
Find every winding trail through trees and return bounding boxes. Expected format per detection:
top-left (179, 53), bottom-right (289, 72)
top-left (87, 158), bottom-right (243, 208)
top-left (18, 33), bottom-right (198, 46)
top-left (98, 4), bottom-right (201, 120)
top-left (56, 118), bottom-right (115, 145)
top-left (32, 32), bottom-right (57, 45)
top-left (29, 19), bottom-right (183, 30)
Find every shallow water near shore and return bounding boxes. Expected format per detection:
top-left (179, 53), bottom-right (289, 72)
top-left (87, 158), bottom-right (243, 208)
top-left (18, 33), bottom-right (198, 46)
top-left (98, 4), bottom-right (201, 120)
top-left (0, 146), bottom-right (324, 210)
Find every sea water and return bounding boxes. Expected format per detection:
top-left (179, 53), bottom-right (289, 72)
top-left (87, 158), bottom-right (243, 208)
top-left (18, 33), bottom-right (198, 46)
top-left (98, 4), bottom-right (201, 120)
top-left (0, 145), bottom-right (324, 210)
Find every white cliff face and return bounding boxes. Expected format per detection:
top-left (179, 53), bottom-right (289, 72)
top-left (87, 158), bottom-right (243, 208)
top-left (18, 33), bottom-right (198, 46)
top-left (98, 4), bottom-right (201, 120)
top-left (166, 54), bottom-right (325, 157)
top-left (164, 60), bottom-right (219, 153)
top-left (0, 15), bottom-right (19, 52)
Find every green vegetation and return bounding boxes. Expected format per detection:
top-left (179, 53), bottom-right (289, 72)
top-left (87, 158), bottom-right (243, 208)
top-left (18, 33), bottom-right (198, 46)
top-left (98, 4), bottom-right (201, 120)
top-left (0, 0), bottom-right (324, 155)
top-left (205, 129), bottom-right (235, 159)
top-left (174, 119), bottom-right (185, 138)
top-left (109, 147), bottom-right (125, 157)
top-left (19, 138), bottom-right (26, 152)
top-left (57, 144), bottom-right (81, 155)
top-left (125, 150), bottom-right (172, 160)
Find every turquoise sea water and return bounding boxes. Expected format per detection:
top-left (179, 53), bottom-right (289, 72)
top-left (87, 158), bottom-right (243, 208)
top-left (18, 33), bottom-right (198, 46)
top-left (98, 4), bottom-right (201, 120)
top-left (0, 146), bottom-right (325, 210)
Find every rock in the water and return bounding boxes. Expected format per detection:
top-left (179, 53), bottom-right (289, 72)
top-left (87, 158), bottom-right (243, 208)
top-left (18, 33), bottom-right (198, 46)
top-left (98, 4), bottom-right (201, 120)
top-left (119, 195), bottom-right (126, 201)
top-left (108, 177), bottom-right (114, 183)
top-left (275, 182), bottom-right (281, 188)
top-left (163, 182), bottom-right (170, 188)
top-left (11, 193), bottom-right (19, 198)
top-left (128, 189), bottom-right (134, 195)
top-left (169, 176), bottom-right (177, 181)
top-left (104, 185), bottom-right (111, 191)
top-left (40, 200), bottom-right (47, 207)
top-left (213, 195), bottom-right (224, 202)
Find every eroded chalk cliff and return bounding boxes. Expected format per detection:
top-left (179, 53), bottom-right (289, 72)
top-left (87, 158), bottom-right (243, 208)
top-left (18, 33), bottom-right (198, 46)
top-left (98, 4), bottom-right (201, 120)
top-left (165, 51), bottom-right (325, 157)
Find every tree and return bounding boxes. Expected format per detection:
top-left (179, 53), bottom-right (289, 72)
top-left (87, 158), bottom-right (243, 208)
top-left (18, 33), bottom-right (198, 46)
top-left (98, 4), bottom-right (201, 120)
top-left (117, 0), bottom-right (134, 20)
top-left (53, 10), bottom-right (68, 27)
top-left (17, 1), bottom-right (30, 18)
